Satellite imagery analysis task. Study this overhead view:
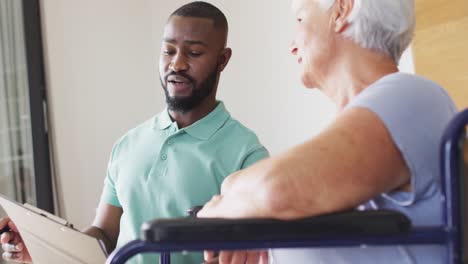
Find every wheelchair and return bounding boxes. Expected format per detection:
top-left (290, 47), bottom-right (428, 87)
top-left (106, 109), bottom-right (468, 264)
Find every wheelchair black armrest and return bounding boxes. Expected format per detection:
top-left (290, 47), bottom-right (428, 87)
top-left (141, 209), bottom-right (411, 243)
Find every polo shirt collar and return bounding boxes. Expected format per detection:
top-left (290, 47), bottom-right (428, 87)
top-left (153, 101), bottom-right (230, 141)
top-left (154, 107), bottom-right (173, 130)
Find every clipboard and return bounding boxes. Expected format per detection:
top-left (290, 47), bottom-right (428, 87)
top-left (0, 195), bottom-right (107, 264)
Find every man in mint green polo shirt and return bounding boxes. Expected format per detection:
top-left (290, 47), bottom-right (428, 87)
top-left (92, 2), bottom-right (268, 264)
top-left (100, 99), bottom-right (267, 264)
top-left (93, 1), bottom-right (269, 264)
top-left (0, 2), bottom-right (267, 264)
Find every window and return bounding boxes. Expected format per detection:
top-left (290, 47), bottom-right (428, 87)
top-left (0, 0), bottom-right (54, 213)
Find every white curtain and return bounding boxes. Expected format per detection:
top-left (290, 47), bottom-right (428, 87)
top-left (0, 0), bottom-right (36, 204)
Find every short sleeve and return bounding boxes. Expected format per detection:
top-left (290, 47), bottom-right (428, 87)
top-left (346, 73), bottom-right (457, 205)
top-left (240, 146), bottom-right (269, 169)
top-left (99, 142), bottom-right (122, 207)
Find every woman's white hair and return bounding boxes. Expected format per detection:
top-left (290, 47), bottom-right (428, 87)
top-left (319, 0), bottom-right (415, 63)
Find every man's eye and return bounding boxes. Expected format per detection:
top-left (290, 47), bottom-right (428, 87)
top-left (189, 51), bottom-right (202, 57)
top-left (163, 50), bottom-right (175, 55)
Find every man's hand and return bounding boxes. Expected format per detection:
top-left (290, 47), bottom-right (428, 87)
top-left (0, 217), bottom-right (32, 263)
top-left (203, 249), bottom-right (268, 264)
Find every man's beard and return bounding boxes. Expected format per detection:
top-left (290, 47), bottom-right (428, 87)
top-left (160, 65), bottom-right (219, 113)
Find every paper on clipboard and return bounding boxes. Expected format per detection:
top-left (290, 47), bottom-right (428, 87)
top-left (0, 195), bottom-right (107, 264)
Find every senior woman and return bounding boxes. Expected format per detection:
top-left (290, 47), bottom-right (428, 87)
top-left (200, 0), bottom-right (457, 263)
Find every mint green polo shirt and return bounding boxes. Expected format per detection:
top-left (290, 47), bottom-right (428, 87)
top-left (100, 102), bottom-right (268, 264)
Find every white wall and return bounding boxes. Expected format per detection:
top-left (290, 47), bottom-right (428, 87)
top-left (40, 0), bottom-right (161, 228)
top-left (42, 0), bottom-right (414, 228)
top-left (399, 47), bottom-right (415, 74)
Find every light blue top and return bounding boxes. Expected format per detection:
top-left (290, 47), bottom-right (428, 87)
top-left (100, 102), bottom-right (269, 264)
top-left (271, 73), bottom-right (457, 263)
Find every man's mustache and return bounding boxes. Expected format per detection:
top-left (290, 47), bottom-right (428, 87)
top-left (164, 71), bottom-right (195, 84)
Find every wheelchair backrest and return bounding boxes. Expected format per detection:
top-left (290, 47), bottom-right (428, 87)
top-left (440, 109), bottom-right (468, 264)
top-left (463, 137), bottom-right (467, 263)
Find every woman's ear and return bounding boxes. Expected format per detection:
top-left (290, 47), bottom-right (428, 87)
top-left (332, 0), bottom-right (354, 33)
top-left (218, 48), bottom-right (232, 72)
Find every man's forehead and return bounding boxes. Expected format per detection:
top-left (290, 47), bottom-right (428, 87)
top-left (164, 16), bottom-right (216, 37)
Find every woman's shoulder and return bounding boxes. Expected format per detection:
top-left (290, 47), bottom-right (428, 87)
top-left (372, 72), bottom-right (450, 98)
top-left (350, 72), bottom-right (456, 113)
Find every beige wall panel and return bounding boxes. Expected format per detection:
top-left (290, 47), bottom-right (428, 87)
top-left (413, 0), bottom-right (468, 109)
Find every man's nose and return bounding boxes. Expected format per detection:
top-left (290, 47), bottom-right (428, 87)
top-left (169, 54), bottom-right (189, 72)
top-left (289, 41), bottom-right (298, 55)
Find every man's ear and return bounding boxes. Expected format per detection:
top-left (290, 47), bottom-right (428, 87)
top-left (332, 0), bottom-right (354, 33)
top-left (218, 48), bottom-right (232, 72)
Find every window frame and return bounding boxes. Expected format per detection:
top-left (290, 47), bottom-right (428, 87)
top-left (21, 0), bottom-right (54, 213)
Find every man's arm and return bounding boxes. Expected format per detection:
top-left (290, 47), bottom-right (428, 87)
top-left (201, 107), bottom-right (411, 219)
top-left (83, 203), bottom-right (122, 254)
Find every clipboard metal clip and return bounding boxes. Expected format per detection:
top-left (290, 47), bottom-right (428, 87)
top-left (23, 204), bottom-right (74, 229)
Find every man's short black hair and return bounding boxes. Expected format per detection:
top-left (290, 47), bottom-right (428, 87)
top-left (170, 1), bottom-right (228, 33)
